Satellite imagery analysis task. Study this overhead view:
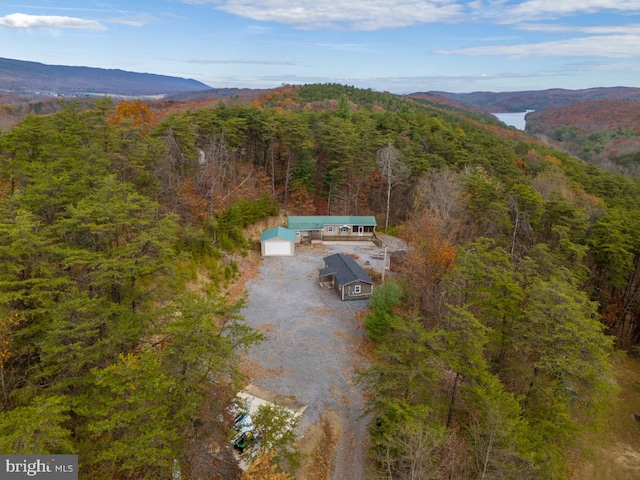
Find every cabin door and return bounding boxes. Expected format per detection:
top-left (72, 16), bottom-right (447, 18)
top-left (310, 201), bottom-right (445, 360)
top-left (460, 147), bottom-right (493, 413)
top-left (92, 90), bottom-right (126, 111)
top-left (358, 226), bottom-right (364, 236)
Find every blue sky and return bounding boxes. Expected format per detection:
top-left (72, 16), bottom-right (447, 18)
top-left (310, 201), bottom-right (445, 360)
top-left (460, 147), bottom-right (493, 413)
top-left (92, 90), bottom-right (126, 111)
top-left (1, 1), bottom-right (640, 93)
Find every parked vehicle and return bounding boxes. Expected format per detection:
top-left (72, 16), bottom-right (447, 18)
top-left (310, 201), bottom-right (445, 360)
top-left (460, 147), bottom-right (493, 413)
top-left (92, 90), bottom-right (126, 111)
top-left (229, 411), bottom-right (257, 454)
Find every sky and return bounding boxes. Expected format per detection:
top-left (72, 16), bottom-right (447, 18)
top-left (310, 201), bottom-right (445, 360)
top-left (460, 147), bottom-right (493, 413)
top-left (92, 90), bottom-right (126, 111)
top-left (1, 1), bottom-right (640, 94)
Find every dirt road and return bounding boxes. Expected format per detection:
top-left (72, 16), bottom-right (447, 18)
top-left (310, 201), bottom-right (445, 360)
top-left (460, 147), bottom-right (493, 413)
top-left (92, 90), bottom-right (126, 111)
top-left (241, 241), bottom-right (392, 479)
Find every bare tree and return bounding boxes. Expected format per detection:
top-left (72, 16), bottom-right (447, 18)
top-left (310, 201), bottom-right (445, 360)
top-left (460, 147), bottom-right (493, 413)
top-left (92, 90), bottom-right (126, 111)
top-left (413, 169), bottom-right (463, 221)
top-left (197, 131), bottom-right (231, 215)
top-left (374, 421), bottom-right (445, 480)
top-left (411, 168), bottom-right (472, 244)
top-left (376, 144), bottom-right (409, 233)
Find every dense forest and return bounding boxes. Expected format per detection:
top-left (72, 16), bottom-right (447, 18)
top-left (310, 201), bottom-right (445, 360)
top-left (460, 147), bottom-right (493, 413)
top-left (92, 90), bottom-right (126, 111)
top-left (1, 84), bottom-right (640, 478)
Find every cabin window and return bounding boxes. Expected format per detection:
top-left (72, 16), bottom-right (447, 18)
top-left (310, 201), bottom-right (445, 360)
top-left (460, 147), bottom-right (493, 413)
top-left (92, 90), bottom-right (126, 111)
top-left (354, 284), bottom-right (362, 294)
top-left (327, 226), bottom-right (334, 233)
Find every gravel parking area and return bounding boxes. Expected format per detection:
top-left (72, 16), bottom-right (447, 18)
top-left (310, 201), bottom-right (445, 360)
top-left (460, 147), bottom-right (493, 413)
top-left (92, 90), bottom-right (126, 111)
top-left (241, 240), bottom-right (394, 479)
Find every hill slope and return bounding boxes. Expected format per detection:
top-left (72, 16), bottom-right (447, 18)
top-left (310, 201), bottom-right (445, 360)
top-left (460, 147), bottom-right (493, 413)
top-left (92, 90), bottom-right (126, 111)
top-left (415, 87), bottom-right (640, 113)
top-left (526, 99), bottom-right (640, 173)
top-left (0, 57), bottom-right (211, 97)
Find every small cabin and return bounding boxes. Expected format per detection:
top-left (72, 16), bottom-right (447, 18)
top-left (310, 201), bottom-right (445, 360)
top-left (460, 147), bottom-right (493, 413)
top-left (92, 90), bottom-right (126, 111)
top-left (319, 253), bottom-right (373, 301)
top-left (287, 216), bottom-right (377, 244)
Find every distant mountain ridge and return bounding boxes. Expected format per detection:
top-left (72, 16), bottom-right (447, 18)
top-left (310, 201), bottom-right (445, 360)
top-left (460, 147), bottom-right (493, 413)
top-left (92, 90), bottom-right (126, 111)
top-left (410, 87), bottom-right (640, 113)
top-left (524, 99), bottom-right (640, 173)
top-left (0, 57), bottom-right (211, 97)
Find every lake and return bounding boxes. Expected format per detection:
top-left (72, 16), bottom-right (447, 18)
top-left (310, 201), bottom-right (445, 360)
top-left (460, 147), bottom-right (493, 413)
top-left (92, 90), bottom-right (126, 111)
top-left (494, 111), bottom-right (531, 131)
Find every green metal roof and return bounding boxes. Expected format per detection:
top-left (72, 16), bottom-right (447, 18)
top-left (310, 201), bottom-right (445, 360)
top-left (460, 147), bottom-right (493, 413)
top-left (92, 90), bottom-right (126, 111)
top-left (260, 226), bottom-right (296, 243)
top-left (287, 216), bottom-right (376, 230)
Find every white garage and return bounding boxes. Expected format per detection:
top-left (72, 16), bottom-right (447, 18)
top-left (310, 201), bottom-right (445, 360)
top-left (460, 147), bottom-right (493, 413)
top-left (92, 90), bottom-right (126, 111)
top-left (260, 226), bottom-right (296, 257)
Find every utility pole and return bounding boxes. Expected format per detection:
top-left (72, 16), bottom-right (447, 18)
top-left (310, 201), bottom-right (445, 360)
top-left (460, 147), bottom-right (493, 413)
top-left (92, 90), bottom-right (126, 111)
top-left (381, 246), bottom-right (388, 283)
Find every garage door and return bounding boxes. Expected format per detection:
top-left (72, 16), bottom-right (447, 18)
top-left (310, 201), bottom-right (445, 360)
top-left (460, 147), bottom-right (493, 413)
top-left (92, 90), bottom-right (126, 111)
top-left (264, 239), bottom-right (292, 256)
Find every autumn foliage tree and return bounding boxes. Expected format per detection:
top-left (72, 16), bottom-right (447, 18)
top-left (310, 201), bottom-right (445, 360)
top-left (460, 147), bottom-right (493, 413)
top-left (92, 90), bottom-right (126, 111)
top-left (109, 99), bottom-right (155, 130)
top-left (241, 450), bottom-right (292, 480)
top-left (400, 211), bottom-right (457, 320)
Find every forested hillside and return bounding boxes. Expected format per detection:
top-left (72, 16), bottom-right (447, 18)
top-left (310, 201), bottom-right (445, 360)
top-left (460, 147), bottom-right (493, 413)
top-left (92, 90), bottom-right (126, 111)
top-left (526, 99), bottom-right (640, 176)
top-left (1, 85), bottom-right (640, 478)
top-left (422, 86), bottom-right (640, 113)
top-left (0, 94), bottom-right (69, 131)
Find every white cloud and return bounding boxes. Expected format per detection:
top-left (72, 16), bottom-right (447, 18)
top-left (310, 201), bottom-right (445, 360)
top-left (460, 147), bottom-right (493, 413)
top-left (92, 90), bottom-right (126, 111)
top-left (479, 0), bottom-right (640, 23)
top-left (181, 0), bottom-right (640, 30)
top-left (181, 1), bottom-right (640, 29)
top-left (517, 22), bottom-right (640, 34)
top-left (186, 0), bottom-right (464, 30)
top-left (433, 34), bottom-right (640, 57)
top-left (0, 13), bottom-right (106, 31)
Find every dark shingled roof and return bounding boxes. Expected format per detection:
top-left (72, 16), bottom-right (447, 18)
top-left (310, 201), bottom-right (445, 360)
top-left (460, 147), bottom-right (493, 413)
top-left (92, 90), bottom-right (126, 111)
top-left (320, 253), bottom-right (373, 286)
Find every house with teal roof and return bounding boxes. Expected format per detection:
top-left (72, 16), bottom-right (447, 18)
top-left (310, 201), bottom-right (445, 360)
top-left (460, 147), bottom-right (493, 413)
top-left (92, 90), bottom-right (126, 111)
top-left (287, 216), bottom-right (377, 244)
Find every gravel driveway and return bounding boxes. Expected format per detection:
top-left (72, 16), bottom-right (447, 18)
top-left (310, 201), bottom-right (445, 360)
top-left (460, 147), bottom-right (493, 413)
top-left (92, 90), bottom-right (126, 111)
top-left (241, 240), bottom-right (393, 479)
